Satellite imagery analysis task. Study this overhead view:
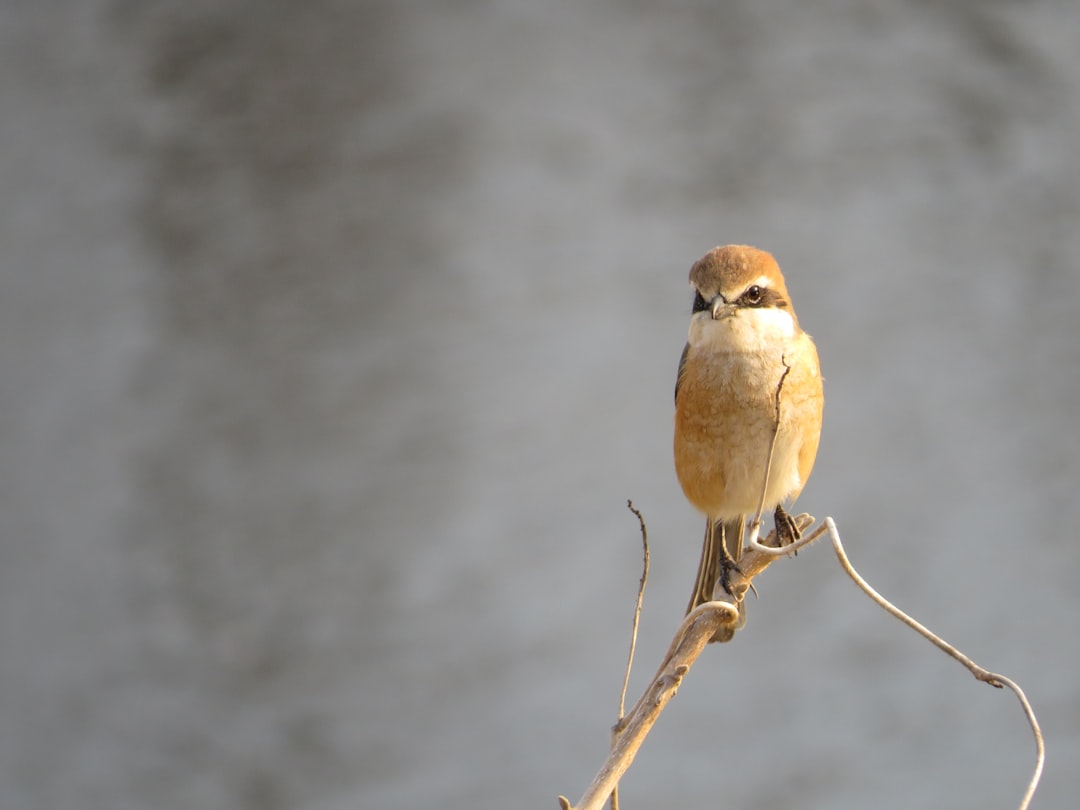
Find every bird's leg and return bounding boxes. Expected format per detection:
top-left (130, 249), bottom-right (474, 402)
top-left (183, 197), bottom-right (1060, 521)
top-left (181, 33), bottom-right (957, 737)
top-left (688, 519), bottom-right (749, 642)
top-left (713, 521), bottom-right (748, 640)
top-left (717, 529), bottom-right (742, 598)
top-left (773, 504), bottom-right (802, 551)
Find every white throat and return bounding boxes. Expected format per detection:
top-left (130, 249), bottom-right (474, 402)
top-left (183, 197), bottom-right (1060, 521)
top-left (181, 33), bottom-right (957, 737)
top-left (688, 307), bottom-right (797, 353)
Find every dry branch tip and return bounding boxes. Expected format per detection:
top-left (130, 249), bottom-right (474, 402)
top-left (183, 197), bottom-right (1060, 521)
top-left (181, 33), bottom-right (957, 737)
top-left (823, 516), bottom-right (1044, 810)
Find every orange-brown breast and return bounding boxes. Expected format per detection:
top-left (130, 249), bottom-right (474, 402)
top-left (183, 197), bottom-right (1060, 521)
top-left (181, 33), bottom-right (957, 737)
top-left (674, 333), bottom-right (822, 519)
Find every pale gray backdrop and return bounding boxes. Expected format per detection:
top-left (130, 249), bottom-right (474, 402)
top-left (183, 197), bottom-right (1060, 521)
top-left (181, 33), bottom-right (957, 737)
top-left (1, 1), bottom-right (1078, 809)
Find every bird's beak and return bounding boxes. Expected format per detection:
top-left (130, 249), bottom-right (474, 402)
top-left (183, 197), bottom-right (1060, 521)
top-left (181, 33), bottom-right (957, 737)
top-left (711, 296), bottom-right (734, 320)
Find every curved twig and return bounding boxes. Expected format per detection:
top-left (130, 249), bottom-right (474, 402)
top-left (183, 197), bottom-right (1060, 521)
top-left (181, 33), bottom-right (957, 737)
top-left (748, 357), bottom-right (792, 546)
top-left (608, 501), bottom-right (651, 810)
top-left (617, 501), bottom-right (650, 721)
top-left (824, 517), bottom-right (1044, 810)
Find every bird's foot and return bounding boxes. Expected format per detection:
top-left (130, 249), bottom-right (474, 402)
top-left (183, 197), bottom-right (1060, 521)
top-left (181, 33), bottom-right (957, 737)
top-left (773, 504), bottom-right (802, 553)
top-left (708, 551), bottom-right (750, 643)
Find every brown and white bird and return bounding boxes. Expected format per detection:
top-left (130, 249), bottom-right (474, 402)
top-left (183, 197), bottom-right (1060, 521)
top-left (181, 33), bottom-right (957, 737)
top-left (673, 245), bottom-right (823, 641)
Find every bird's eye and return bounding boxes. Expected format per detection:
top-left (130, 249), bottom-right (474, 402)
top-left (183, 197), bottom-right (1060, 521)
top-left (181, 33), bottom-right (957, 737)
top-left (744, 285), bottom-right (763, 305)
top-left (692, 290), bottom-right (708, 313)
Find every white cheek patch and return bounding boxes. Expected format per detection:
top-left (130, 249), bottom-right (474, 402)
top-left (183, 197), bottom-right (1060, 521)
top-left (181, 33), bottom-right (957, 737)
top-left (747, 306), bottom-right (796, 338)
top-left (686, 312), bottom-right (712, 346)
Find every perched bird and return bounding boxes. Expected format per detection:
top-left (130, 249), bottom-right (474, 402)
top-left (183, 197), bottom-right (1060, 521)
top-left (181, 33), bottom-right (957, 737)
top-left (673, 245), bottom-right (823, 641)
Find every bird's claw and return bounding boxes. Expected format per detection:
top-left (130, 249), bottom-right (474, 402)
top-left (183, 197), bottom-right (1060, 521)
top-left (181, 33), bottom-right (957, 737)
top-left (774, 504), bottom-right (802, 554)
top-left (718, 554), bottom-right (753, 602)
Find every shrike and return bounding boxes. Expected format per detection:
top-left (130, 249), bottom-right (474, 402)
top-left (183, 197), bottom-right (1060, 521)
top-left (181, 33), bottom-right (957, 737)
top-left (673, 245), bottom-right (823, 641)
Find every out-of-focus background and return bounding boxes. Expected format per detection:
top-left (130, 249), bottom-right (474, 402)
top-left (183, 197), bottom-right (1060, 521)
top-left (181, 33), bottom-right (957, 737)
top-left (2, 1), bottom-right (1078, 808)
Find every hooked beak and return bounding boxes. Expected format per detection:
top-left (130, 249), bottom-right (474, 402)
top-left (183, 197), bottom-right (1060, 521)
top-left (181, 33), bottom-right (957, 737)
top-left (710, 296), bottom-right (735, 320)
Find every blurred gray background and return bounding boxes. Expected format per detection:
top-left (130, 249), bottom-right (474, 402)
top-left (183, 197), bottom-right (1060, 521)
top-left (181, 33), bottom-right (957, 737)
top-left (1, 1), bottom-right (1078, 808)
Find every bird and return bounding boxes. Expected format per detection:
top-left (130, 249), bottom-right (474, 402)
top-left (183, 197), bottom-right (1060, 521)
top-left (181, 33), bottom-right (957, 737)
top-left (673, 245), bottom-right (823, 641)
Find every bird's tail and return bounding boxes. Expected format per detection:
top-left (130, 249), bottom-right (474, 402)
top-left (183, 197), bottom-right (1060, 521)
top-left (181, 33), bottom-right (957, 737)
top-left (686, 516), bottom-right (747, 641)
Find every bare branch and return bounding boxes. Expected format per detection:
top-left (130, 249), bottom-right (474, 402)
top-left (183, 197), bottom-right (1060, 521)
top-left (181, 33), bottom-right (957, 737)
top-left (559, 515), bottom-right (1044, 810)
top-left (608, 501), bottom-right (651, 810)
top-left (558, 600), bottom-right (735, 810)
top-left (823, 518), bottom-right (1045, 810)
top-left (617, 500), bottom-right (650, 721)
top-left (558, 518), bottom-right (810, 810)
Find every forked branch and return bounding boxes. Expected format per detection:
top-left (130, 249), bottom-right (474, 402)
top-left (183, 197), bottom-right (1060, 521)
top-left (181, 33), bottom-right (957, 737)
top-left (557, 515), bottom-right (1044, 810)
top-left (558, 515), bottom-right (817, 810)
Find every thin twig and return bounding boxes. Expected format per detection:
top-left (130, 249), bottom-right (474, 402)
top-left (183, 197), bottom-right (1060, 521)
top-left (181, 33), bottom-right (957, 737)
top-left (749, 357), bottom-right (792, 537)
top-left (749, 515), bottom-right (828, 557)
top-left (618, 500), bottom-right (650, 721)
top-left (608, 501), bottom-right (650, 810)
top-left (824, 517), bottom-right (1045, 810)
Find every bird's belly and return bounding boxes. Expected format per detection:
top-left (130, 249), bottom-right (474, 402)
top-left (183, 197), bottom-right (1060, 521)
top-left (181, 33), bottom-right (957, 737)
top-left (674, 351), bottom-right (803, 518)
